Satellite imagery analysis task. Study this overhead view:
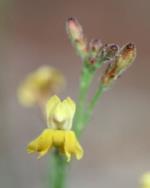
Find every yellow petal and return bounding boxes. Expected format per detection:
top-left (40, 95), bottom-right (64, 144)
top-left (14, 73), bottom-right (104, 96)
top-left (46, 95), bottom-right (61, 114)
top-left (64, 131), bottom-right (83, 162)
top-left (62, 97), bottom-right (76, 129)
top-left (53, 130), bottom-right (65, 147)
top-left (46, 95), bottom-right (61, 128)
top-left (27, 129), bottom-right (54, 158)
top-left (63, 97), bottom-right (76, 114)
top-left (46, 96), bottom-right (76, 130)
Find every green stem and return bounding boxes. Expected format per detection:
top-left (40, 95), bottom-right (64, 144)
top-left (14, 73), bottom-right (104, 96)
top-left (73, 59), bottom-right (105, 136)
top-left (89, 85), bottom-right (104, 112)
top-left (84, 84), bottom-right (105, 125)
top-left (50, 151), bottom-right (68, 188)
top-left (73, 64), bottom-right (94, 135)
top-left (76, 84), bottom-right (105, 137)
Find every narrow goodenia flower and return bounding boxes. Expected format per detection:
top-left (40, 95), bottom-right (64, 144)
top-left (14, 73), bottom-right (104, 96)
top-left (27, 95), bottom-right (83, 162)
top-left (18, 66), bottom-right (65, 107)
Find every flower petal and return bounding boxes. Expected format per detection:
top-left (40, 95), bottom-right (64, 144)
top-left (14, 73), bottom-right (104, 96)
top-left (46, 96), bottom-right (76, 130)
top-left (64, 131), bottom-right (83, 161)
top-left (62, 97), bottom-right (76, 129)
top-left (46, 95), bottom-right (61, 127)
top-left (27, 129), bottom-right (54, 158)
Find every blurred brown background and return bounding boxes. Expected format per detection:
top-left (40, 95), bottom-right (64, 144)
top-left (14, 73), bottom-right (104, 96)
top-left (0, 0), bottom-right (150, 188)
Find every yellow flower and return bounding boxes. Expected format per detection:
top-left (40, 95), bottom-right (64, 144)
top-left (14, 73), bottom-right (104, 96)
top-left (27, 96), bottom-right (83, 161)
top-left (18, 66), bottom-right (65, 107)
top-left (140, 172), bottom-right (150, 188)
top-left (27, 129), bottom-right (83, 161)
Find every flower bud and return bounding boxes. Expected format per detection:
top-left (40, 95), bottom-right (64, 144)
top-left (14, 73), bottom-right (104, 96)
top-left (101, 43), bottom-right (119, 61)
top-left (101, 43), bottom-right (136, 87)
top-left (87, 39), bottom-right (103, 65)
top-left (66, 17), bottom-right (83, 40)
top-left (66, 17), bottom-right (87, 58)
top-left (114, 43), bottom-right (136, 72)
top-left (89, 39), bottom-right (103, 53)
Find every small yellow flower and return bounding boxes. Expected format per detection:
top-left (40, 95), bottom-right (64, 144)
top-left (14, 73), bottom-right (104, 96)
top-left (18, 66), bottom-right (65, 107)
top-left (27, 96), bottom-right (83, 161)
top-left (140, 172), bottom-right (150, 188)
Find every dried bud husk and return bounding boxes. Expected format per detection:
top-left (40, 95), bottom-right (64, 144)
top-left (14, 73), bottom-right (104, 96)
top-left (101, 43), bottom-right (136, 87)
top-left (87, 39), bottom-right (103, 65)
top-left (101, 43), bottom-right (119, 61)
top-left (66, 17), bottom-right (87, 58)
top-left (88, 43), bottom-right (119, 69)
top-left (89, 39), bottom-right (103, 54)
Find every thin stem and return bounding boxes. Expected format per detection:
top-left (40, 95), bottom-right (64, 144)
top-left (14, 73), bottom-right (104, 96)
top-left (73, 65), bottom-right (94, 135)
top-left (77, 84), bottom-right (105, 136)
top-left (50, 151), bottom-right (68, 188)
top-left (88, 84), bottom-right (105, 114)
top-left (74, 60), bottom-right (105, 136)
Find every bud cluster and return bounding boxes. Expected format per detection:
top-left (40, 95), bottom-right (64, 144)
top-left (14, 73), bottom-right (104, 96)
top-left (66, 17), bottom-right (120, 68)
top-left (66, 17), bottom-right (136, 88)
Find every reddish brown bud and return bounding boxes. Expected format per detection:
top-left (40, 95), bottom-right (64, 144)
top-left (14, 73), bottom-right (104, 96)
top-left (120, 43), bottom-right (136, 61)
top-left (102, 43), bottom-right (119, 61)
top-left (116, 43), bottom-right (136, 71)
top-left (101, 42), bottom-right (136, 87)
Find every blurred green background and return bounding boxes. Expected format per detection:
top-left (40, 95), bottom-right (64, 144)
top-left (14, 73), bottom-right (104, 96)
top-left (0, 0), bottom-right (150, 188)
